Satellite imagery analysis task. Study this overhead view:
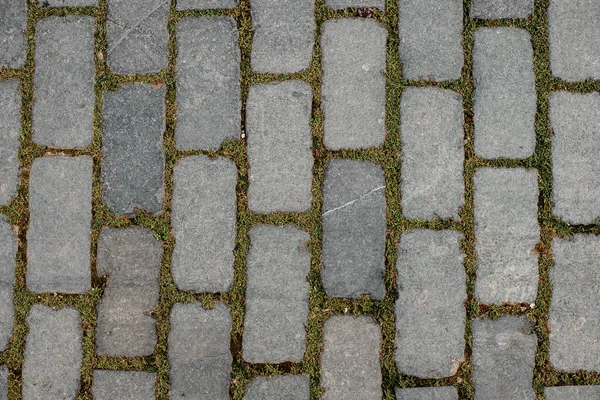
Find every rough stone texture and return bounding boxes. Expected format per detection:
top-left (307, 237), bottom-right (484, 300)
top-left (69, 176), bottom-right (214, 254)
top-left (244, 376), bottom-right (310, 400)
top-left (22, 305), bottom-right (82, 400)
top-left (95, 227), bottom-right (162, 357)
top-left (41, 0), bottom-right (97, 5)
top-left (325, 0), bottom-right (384, 10)
top-left (550, 91), bottom-right (600, 225)
top-left (549, 0), bottom-right (600, 82)
top-left (102, 84), bottom-right (165, 216)
top-left (107, 0), bottom-right (169, 74)
top-left (247, 81), bottom-right (313, 213)
top-left (0, 217), bottom-right (15, 352)
top-left (251, 0), bottom-right (315, 73)
top-left (172, 156), bottom-right (237, 293)
top-left (400, 87), bottom-right (464, 220)
top-left (27, 156), bottom-right (92, 294)
top-left (395, 230), bottom-right (466, 378)
top-left (0, 79), bottom-right (21, 206)
top-left (169, 302), bottom-right (232, 399)
top-left (546, 386), bottom-right (600, 400)
top-left (176, 17), bottom-right (240, 150)
top-left (549, 235), bottom-right (600, 372)
top-left (0, 0), bottom-right (27, 68)
top-left (321, 316), bottom-right (382, 400)
top-left (473, 28), bottom-right (536, 159)
top-left (177, 0), bottom-right (238, 9)
top-left (396, 387), bottom-right (459, 400)
top-left (474, 168), bottom-right (539, 304)
top-left (93, 370), bottom-right (156, 400)
top-left (399, 0), bottom-right (463, 81)
top-left (322, 160), bottom-right (386, 300)
top-left (0, 366), bottom-right (7, 400)
top-left (470, 0), bottom-right (533, 19)
top-left (321, 19), bottom-right (386, 150)
top-left (243, 226), bottom-right (310, 364)
top-left (33, 16), bottom-right (95, 149)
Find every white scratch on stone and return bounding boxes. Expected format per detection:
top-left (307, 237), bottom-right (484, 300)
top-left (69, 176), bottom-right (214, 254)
top-left (322, 185), bottom-right (385, 216)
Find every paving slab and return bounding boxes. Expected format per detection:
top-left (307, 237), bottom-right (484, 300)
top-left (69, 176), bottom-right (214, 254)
top-left (396, 387), bottom-right (459, 400)
top-left (177, 0), bottom-right (238, 9)
top-left (0, 0), bottom-right (27, 68)
top-left (0, 217), bottom-right (15, 352)
top-left (0, 79), bottom-right (21, 206)
top-left (244, 376), bottom-right (310, 400)
top-left (470, 0), bottom-right (533, 19)
top-left (0, 366), bottom-right (6, 400)
top-left (93, 370), bottom-right (156, 400)
top-left (325, 0), bottom-right (384, 10)
top-left (40, 0), bottom-right (98, 5)
top-left (545, 386), bottom-right (600, 400)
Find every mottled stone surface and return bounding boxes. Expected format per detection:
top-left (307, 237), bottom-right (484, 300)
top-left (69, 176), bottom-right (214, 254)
top-left (545, 386), bottom-right (600, 400)
top-left (93, 370), bottom-right (156, 400)
top-left (0, 217), bottom-right (15, 352)
top-left (0, 0), bottom-right (27, 68)
top-left (325, 0), bottom-right (384, 10)
top-left (177, 0), bottom-right (238, 9)
top-left (0, 79), bottom-right (21, 206)
top-left (244, 376), bottom-right (310, 400)
top-left (41, 0), bottom-right (97, 5)
top-left (471, 0), bottom-right (533, 19)
top-left (0, 366), bottom-right (7, 400)
top-left (396, 387), bottom-right (459, 400)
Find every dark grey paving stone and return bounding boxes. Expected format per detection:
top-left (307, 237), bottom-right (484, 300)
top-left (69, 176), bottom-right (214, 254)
top-left (0, 0), bottom-right (27, 68)
top-left (251, 0), bottom-right (315, 73)
top-left (95, 227), bottom-right (162, 357)
top-left (472, 316), bottom-right (536, 400)
top-left (40, 0), bottom-right (98, 5)
top-left (550, 91), bottom-right (600, 225)
top-left (107, 0), bottom-right (168, 74)
top-left (545, 386), bottom-right (600, 400)
top-left (33, 16), bottom-right (95, 149)
top-left (22, 305), bottom-right (82, 400)
top-left (399, 0), bottom-right (463, 81)
top-left (102, 84), bottom-right (165, 216)
top-left (396, 230), bottom-right (466, 378)
top-left (176, 17), bottom-right (240, 150)
top-left (474, 168), bottom-right (539, 304)
top-left (169, 302), bottom-right (232, 399)
top-left (0, 79), bottom-right (21, 206)
top-left (322, 160), bottom-right (386, 300)
top-left (93, 370), bottom-right (156, 400)
top-left (470, 0), bottom-right (533, 19)
top-left (549, 235), bottom-right (600, 372)
top-left (244, 376), bottom-right (310, 400)
top-left (172, 156), bottom-right (237, 293)
top-left (321, 19), bottom-right (386, 150)
top-left (400, 87), bottom-right (464, 220)
top-left (0, 217), bottom-right (15, 352)
top-left (247, 81), bottom-right (313, 213)
top-left (243, 226), bottom-right (310, 364)
top-left (27, 156), bottom-right (92, 294)
top-left (325, 0), bottom-right (384, 10)
top-left (549, 0), bottom-right (600, 82)
top-left (0, 365), bottom-right (7, 400)
top-left (321, 315), bottom-right (382, 400)
top-left (177, 0), bottom-right (238, 9)
top-left (396, 387), bottom-right (459, 400)
top-left (473, 28), bottom-right (536, 159)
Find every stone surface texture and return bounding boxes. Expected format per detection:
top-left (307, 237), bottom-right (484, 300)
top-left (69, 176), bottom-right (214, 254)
top-left (545, 386), bottom-right (600, 400)
top-left (0, 366), bottom-right (6, 400)
top-left (325, 0), bottom-right (384, 9)
top-left (396, 387), bottom-right (459, 400)
top-left (0, 79), bottom-right (21, 206)
top-left (244, 376), bottom-right (310, 400)
top-left (0, 217), bottom-right (15, 352)
top-left (41, 0), bottom-right (97, 5)
top-left (177, 0), bottom-right (238, 9)
top-left (93, 370), bottom-right (156, 400)
top-left (470, 0), bottom-right (534, 19)
top-left (0, 0), bottom-right (27, 68)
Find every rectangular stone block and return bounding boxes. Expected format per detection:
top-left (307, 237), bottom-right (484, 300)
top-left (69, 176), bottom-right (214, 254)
top-left (546, 386), bottom-right (600, 400)
top-left (396, 387), bottom-right (459, 400)
top-left (0, 0), bottom-right (27, 68)
top-left (102, 84), bottom-right (165, 216)
top-left (473, 28), bottom-right (536, 159)
top-left (395, 230), bottom-right (466, 378)
top-left (0, 216), bottom-right (15, 352)
top-left (33, 16), bottom-right (94, 149)
top-left (321, 19), bottom-right (386, 150)
top-left (176, 17), bottom-right (240, 150)
top-left (41, 0), bottom-right (98, 5)
top-left (247, 81), bottom-right (313, 213)
top-left (322, 159), bottom-right (386, 300)
top-left (326, 0), bottom-right (384, 9)
top-left (172, 156), bottom-right (237, 292)
top-left (400, 87), bottom-right (464, 220)
top-left (177, 0), bottom-right (238, 9)
top-left (0, 366), bottom-right (7, 400)
top-left (0, 79), bottom-right (21, 206)
top-left (169, 302), bottom-right (232, 399)
top-left (474, 168), bottom-right (539, 304)
top-left (471, 0), bottom-right (533, 19)
top-left (27, 156), bottom-right (92, 294)
top-left (399, 0), bottom-right (463, 81)
top-left (93, 370), bottom-right (156, 400)
top-left (244, 376), bottom-right (310, 400)
top-left (243, 226), bottom-right (310, 364)
top-left (321, 316), bottom-right (382, 400)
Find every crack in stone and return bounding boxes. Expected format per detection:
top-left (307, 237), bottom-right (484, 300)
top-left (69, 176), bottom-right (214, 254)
top-left (322, 185), bottom-right (385, 216)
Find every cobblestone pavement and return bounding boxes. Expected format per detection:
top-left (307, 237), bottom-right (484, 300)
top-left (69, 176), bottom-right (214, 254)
top-left (0, 0), bottom-right (599, 399)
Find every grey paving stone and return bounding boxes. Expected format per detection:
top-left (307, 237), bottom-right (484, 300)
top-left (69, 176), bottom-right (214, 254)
top-left (396, 230), bottom-right (466, 378)
top-left (93, 370), bottom-right (156, 400)
top-left (40, 0), bottom-right (98, 5)
top-left (251, 0), bottom-right (315, 73)
top-left (247, 81), bottom-right (313, 213)
top-left (243, 226), bottom-right (310, 364)
top-left (472, 316), bottom-right (536, 400)
top-left (177, 0), bottom-right (238, 9)
top-left (169, 302), bottom-right (232, 399)
top-left (102, 84), bottom-right (165, 216)
top-left (549, 0), bottom-right (600, 82)
top-left (399, 0), bottom-right (463, 81)
top-left (27, 156), bottom-right (92, 294)
top-left (22, 305), bottom-right (82, 400)
top-left (107, 0), bottom-right (169, 74)
top-left (470, 0), bottom-right (533, 19)
top-left (550, 91), bottom-right (600, 225)
top-left (321, 315), bottom-right (382, 400)
top-left (33, 16), bottom-right (95, 149)
top-left (549, 235), bottom-right (600, 372)
top-left (473, 28), bottom-right (536, 159)
top-left (321, 19), bottom-right (386, 150)
top-left (545, 386), bottom-right (600, 400)
top-left (244, 376), bottom-right (310, 400)
top-left (0, 217), bottom-right (15, 352)
top-left (176, 17), bottom-right (240, 150)
top-left (325, 0), bottom-right (384, 10)
top-left (0, 79), bottom-right (21, 206)
top-left (0, 366), bottom-right (7, 400)
top-left (474, 168), bottom-right (539, 304)
top-left (95, 227), bottom-right (162, 357)
top-left (172, 156), bottom-right (237, 293)
top-left (0, 0), bottom-right (27, 68)
top-left (322, 160), bottom-right (386, 300)
top-left (400, 87), bottom-right (464, 220)
top-left (396, 387), bottom-right (459, 400)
